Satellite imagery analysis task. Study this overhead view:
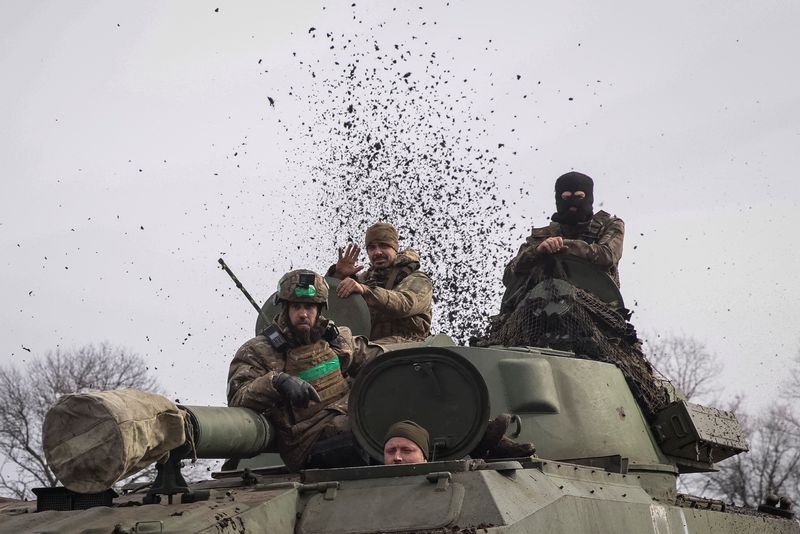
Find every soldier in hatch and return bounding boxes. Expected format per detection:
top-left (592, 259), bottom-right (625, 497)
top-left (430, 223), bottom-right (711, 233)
top-left (382, 418), bottom-right (534, 464)
top-left (383, 420), bottom-right (429, 465)
top-left (500, 171), bottom-right (624, 314)
top-left (227, 270), bottom-right (378, 471)
top-left (329, 222), bottom-right (433, 344)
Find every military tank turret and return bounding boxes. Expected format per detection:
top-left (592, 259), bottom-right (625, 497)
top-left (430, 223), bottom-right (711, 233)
top-left (1, 269), bottom-right (796, 534)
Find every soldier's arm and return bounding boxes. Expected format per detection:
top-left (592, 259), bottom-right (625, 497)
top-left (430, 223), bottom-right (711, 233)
top-left (361, 271), bottom-right (432, 319)
top-left (226, 340), bottom-right (283, 412)
top-left (335, 329), bottom-right (380, 378)
top-left (504, 229), bottom-right (552, 280)
top-left (562, 218), bottom-right (624, 267)
top-left (503, 242), bottom-right (532, 282)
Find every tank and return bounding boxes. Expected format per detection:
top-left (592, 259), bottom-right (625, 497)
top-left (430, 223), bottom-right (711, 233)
top-left (1, 266), bottom-right (797, 534)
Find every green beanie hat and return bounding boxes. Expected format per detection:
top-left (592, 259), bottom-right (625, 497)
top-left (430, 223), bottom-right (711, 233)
top-left (384, 420), bottom-right (429, 459)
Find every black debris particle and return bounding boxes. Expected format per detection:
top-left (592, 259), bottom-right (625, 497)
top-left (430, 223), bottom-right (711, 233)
top-left (274, 15), bottom-right (515, 341)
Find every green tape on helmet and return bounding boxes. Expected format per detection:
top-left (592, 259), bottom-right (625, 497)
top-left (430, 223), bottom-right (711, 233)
top-left (275, 269), bottom-right (329, 306)
top-left (295, 286), bottom-right (317, 298)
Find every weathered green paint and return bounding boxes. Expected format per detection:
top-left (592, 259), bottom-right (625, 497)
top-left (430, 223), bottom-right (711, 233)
top-left (182, 405), bottom-right (272, 460)
top-left (4, 340), bottom-right (796, 533)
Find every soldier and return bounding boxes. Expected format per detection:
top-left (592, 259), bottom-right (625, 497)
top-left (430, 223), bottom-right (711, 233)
top-left (329, 222), bottom-right (433, 344)
top-left (383, 420), bottom-right (429, 465)
top-left (227, 270), bottom-right (378, 471)
top-left (491, 173), bottom-right (666, 416)
top-left (500, 171), bottom-right (624, 313)
top-left (383, 417), bottom-right (534, 464)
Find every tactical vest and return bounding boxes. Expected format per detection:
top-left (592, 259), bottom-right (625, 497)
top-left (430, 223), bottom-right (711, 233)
top-left (553, 211), bottom-right (619, 287)
top-left (584, 211), bottom-right (619, 286)
top-left (282, 340), bottom-right (350, 423)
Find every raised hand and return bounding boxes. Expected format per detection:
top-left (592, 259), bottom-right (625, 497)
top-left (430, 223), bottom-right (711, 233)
top-left (536, 236), bottom-right (564, 254)
top-left (335, 243), bottom-right (363, 278)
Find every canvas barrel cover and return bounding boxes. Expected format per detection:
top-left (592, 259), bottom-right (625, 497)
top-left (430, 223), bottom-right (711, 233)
top-left (42, 389), bottom-right (187, 493)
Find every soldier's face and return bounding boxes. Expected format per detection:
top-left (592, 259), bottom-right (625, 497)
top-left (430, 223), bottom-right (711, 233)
top-left (287, 302), bottom-right (319, 332)
top-left (366, 242), bottom-right (397, 268)
top-left (383, 437), bottom-right (427, 465)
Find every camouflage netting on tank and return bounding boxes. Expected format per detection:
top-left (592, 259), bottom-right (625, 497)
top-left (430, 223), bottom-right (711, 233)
top-left (484, 279), bottom-right (669, 418)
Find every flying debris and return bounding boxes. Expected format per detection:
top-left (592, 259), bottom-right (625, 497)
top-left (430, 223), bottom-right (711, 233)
top-left (275, 17), bottom-right (516, 340)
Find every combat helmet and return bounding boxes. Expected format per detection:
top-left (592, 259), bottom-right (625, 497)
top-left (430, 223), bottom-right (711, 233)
top-left (274, 269), bottom-right (329, 308)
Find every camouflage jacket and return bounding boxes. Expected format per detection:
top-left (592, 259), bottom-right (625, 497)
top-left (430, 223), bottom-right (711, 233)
top-left (226, 322), bottom-right (373, 470)
top-left (501, 210), bottom-right (624, 312)
top-left (357, 249), bottom-right (433, 343)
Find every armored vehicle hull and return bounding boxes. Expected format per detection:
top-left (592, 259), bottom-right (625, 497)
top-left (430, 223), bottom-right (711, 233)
top-left (2, 457), bottom-right (797, 533)
top-left (1, 342), bottom-right (798, 533)
top-left (3, 266), bottom-right (797, 533)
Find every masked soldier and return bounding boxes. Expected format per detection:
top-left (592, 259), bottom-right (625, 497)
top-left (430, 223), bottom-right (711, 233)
top-left (500, 171), bottom-right (624, 314)
top-left (227, 270), bottom-right (378, 471)
top-left (329, 222), bottom-right (433, 344)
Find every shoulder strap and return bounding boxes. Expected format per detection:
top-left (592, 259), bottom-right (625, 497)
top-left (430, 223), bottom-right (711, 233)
top-left (581, 211), bottom-right (612, 244)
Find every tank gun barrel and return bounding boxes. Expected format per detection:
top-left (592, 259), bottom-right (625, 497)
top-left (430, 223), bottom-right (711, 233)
top-left (42, 390), bottom-right (274, 494)
top-left (181, 405), bottom-right (272, 459)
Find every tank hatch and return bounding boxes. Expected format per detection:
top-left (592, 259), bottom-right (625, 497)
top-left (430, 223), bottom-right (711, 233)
top-left (349, 347), bottom-right (489, 462)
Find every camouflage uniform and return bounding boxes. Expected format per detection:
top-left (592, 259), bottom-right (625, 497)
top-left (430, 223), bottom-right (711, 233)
top-left (501, 210), bottom-right (624, 313)
top-left (227, 317), bottom-right (374, 471)
top-left (491, 175), bottom-right (665, 416)
top-left (355, 248), bottom-right (432, 343)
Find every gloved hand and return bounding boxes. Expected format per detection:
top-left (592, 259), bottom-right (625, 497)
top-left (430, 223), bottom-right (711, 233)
top-left (273, 372), bottom-right (321, 408)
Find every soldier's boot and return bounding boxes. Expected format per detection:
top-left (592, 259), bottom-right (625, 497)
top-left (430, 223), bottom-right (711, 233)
top-left (484, 436), bottom-right (536, 459)
top-left (470, 414), bottom-right (536, 460)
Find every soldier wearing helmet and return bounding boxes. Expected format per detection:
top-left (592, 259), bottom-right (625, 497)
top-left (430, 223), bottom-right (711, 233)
top-left (328, 223), bottom-right (433, 344)
top-left (500, 171), bottom-right (625, 314)
top-left (227, 269), bottom-right (379, 471)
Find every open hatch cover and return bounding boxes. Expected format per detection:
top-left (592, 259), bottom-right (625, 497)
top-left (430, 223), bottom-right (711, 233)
top-left (349, 347), bottom-right (489, 462)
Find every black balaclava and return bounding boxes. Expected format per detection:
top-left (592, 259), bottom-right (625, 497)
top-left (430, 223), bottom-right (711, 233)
top-left (551, 171), bottom-right (594, 224)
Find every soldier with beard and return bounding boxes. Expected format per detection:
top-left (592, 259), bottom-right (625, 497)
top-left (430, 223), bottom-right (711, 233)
top-left (329, 223), bottom-right (432, 344)
top-left (227, 270), bottom-right (378, 471)
top-left (500, 171), bottom-right (625, 314)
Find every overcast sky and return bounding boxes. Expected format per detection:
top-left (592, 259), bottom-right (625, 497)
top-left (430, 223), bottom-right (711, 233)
top-left (2, 1), bottom-right (799, 410)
